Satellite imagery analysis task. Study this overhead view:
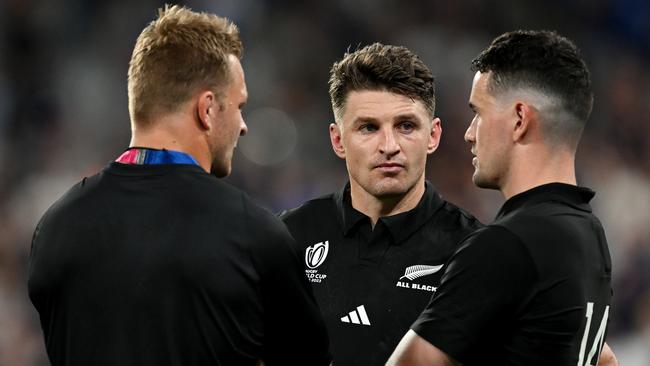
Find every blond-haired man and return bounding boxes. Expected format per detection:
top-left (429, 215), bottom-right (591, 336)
top-left (28, 6), bottom-right (330, 365)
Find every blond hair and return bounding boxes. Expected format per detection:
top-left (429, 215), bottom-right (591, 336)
top-left (127, 5), bottom-right (242, 126)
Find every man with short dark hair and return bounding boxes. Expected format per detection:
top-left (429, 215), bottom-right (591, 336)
top-left (280, 43), bottom-right (482, 365)
top-left (389, 30), bottom-right (615, 366)
top-left (28, 6), bottom-right (330, 366)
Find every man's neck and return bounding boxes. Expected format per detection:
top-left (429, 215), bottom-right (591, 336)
top-left (501, 147), bottom-right (577, 200)
top-left (130, 118), bottom-right (211, 173)
top-left (349, 177), bottom-right (426, 227)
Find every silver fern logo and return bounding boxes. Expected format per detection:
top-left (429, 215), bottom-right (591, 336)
top-left (399, 264), bottom-right (444, 280)
top-left (305, 241), bottom-right (329, 269)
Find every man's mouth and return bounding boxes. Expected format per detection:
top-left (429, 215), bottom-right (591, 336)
top-left (375, 162), bottom-right (405, 173)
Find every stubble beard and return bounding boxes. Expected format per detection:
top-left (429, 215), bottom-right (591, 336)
top-left (472, 166), bottom-right (501, 190)
top-left (209, 143), bottom-right (231, 178)
top-left (366, 170), bottom-right (423, 200)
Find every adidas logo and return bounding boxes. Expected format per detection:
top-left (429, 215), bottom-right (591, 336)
top-left (340, 305), bottom-right (371, 326)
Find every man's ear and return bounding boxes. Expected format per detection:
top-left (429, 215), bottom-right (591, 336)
top-left (196, 90), bottom-right (217, 132)
top-left (513, 101), bottom-right (534, 143)
top-left (427, 117), bottom-right (442, 154)
top-left (329, 123), bottom-right (346, 159)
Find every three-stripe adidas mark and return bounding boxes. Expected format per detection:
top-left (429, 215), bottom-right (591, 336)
top-left (341, 305), bottom-right (371, 325)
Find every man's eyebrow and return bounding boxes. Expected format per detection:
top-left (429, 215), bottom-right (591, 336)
top-left (468, 102), bottom-right (477, 112)
top-left (351, 116), bottom-right (379, 125)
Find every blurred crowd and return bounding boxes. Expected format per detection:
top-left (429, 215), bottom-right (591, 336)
top-left (1, 0), bottom-right (648, 364)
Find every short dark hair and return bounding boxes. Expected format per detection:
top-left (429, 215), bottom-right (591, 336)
top-left (472, 30), bottom-right (593, 127)
top-left (329, 43), bottom-right (435, 120)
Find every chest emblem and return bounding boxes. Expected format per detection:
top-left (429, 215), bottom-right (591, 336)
top-left (305, 240), bottom-right (329, 269)
top-left (396, 264), bottom-right (444, 292)
top-left (399, 264), bottom-right (444, 280)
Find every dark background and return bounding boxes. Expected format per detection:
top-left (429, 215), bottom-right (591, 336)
top-left (1, 0), bottom-right (648, 364)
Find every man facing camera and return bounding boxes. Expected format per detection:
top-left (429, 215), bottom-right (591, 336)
top-left (280, 43), bottom-right (482, 365)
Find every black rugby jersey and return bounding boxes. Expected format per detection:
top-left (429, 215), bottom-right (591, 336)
top-left (28, 162), bottom-right (331, 366)
top-left (413, 183), bottom-right (613, 365)
top-left (280, 181), bottom-right (482, 366)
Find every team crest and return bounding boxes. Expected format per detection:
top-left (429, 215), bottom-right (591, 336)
top-left (305, 240), bottom-right (329, 269)
top-left (395, 264), bottom-right (443, 292)
top-left (399, 264), bottom-right (443, 280)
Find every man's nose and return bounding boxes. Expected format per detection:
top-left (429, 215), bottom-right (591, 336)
top-left (379, 129), bottom-right (400, 156)
top-left (240, 120), bottom-right (248, 136)
top-left (464, 119), bottom-right (476, 143)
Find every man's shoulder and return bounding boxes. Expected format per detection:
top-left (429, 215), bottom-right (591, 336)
top-left (278, 192), bottom-right (337, 224)
top-left (32, 170), bottom-right (110, 239)
top-left (451, 224), bottom-right (535, 277)
top-left (42, 171), bottom-right (104, 215)
top-left (434, 198), bottom-right (484, 233)
top-left (464, 224), bottom-right (522, 247)
top-left (277, 193), bottom-right (341, 248)
top-left (493, 201), bottom-right (579, 243)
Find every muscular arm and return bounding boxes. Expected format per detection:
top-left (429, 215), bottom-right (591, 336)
top-left (387, 330), bottom-right (461, 366)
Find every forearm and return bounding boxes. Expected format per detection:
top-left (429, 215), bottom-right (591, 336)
top-left (387, 330), bottom-right (461, 366)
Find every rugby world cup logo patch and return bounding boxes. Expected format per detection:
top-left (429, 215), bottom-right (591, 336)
top-left (305, 241), bottom-right (329, 269)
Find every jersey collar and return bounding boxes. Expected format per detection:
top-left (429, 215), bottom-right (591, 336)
top-left (496, 182), bottom-right (595, 220)
top-left (116, 147), bottom-right (200, 166)
top-left (334, 181), bottom-right (445, 245)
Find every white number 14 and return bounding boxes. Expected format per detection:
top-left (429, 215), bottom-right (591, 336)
top-left (577, 302), bottom-right (610, 366)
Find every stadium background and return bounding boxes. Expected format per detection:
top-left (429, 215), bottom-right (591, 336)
top-left (1, 0), bottom-right (648, 364)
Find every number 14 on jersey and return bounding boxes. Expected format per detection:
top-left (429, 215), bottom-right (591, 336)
top-left (577, 302), bottom-right (609, 366)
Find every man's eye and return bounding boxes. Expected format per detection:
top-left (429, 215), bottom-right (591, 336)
top-left (359, 124), bottom-right (378, 132)
top-left (398, 122), bottom-right (415, 132)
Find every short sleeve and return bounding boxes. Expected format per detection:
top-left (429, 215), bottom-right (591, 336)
top-left (411, 225), bottom-right (536, 363)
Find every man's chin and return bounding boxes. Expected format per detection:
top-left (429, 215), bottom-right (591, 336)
top-left (210, 163), bottom-right (231, 178)
top-left (472, 172), bottom-right (499, 190)
top-left (368, 180), bottom-right (412, 198)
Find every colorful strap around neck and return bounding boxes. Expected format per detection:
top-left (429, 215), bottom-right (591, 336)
top-left (116, 148), bottom-right (200, 166)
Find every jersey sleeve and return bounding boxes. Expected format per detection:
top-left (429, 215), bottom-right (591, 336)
top-left (244, 198), bottom-right (331, 366)
top-left (411, 225), bottom-right (537, 363)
